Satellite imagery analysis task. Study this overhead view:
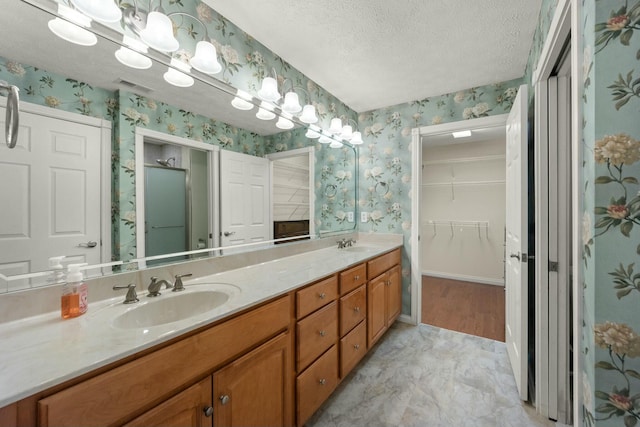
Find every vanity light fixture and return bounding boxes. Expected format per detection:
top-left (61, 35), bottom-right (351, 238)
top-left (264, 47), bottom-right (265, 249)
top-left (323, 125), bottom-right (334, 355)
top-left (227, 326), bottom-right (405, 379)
top-left (231, 89), bottom-right (254, 111)
top-left (329, 140), bottom-right (344, 149)
top-left (281, 91), bottom-right (302, 114)
top-left (48, 4), bottom-right (97, 46)
top-left (275, 112), bottom-right (294, 130)
top-left (139, 11), bottom-right (179, 52)
top-left (299, 104), bottom-right (318, 124)
top-left (350, 131), bottom-right (364, 145)
top-left (163, 58), bottom-right (194, 87)
top-left (305, 125), bottom-right (322, 139)
top-left (190, 40), bottom-right (222, 75)
top-left (257, 77), bottom-right (281, 103)
top-left (256, 101), bottom-right (276, 120)
top-left (70, 0), bottom-right (122, 23)
top-left (328, 117), bottom-right (343, 135)
top-left (452, 130), bottom-right (472, 138)
top-left (115, 35), bottom-right (152, 69)
top-left (319, 132), bottom-right (333, 144)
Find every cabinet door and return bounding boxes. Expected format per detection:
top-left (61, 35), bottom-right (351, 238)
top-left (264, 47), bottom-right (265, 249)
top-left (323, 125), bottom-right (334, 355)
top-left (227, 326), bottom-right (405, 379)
top-left (124, 377), bottom-right (212, 427)
top-left (386, 265), bottom-right (402, 325)
top-left (367, 273), bottom-right (388, 347)
top-left (213, 332), bottom-right (292, 427)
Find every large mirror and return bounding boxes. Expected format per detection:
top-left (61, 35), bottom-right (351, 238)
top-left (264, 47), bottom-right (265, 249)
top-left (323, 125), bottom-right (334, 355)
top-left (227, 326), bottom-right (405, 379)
top-left (0, 0), bottom-right (358, 292)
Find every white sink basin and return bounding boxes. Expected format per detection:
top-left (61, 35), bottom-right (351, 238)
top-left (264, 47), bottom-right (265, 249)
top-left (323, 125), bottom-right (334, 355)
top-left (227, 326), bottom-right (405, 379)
top-left (111, 284), bottom-right (239, 329)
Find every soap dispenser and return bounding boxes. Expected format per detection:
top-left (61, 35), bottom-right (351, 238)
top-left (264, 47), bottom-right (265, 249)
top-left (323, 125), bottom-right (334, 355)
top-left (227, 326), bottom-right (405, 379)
top-left (61, 263), bottom-right (88, 319)
top-left (47, 256), bottom-right (66, 287)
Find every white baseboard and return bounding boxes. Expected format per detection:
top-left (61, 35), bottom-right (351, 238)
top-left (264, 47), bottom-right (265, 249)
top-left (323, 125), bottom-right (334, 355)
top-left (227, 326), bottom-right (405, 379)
top-left (421, 270), bottom-right (504, 287)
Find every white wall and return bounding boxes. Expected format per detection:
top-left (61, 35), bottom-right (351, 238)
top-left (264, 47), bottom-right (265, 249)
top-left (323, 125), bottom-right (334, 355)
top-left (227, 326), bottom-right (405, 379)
top-left (421, 138), bottom-right (506, 285)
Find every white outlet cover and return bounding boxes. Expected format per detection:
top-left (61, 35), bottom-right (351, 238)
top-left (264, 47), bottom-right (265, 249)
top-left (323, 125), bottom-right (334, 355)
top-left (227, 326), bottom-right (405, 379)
top-left (347, 212), bottom-right (354, 222)
top-left (361, 212), bottom-right (368, 223)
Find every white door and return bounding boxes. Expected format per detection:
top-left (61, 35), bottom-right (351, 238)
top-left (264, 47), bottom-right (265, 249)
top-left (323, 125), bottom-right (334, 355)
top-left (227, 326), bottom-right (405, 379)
top-left (0, 107), bottom-right (102, 281)
top-left (505, 84), bottom-right (529, 401)
top-left (220, 150), bottom-right (270, 247)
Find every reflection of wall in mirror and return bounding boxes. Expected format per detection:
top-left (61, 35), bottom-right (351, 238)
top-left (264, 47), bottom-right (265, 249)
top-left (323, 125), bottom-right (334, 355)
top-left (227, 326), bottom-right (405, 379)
top-left (0, 56), bottom-right (357, 269)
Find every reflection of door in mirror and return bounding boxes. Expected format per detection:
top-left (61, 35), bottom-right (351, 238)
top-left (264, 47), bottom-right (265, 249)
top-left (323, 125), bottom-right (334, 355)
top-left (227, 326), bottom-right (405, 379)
top-left (220, 150), bottom-right (270, 249)
top-left (135, 128), bottom-right (217, 264)
top-left (0, 102), bottom-right (110, 290)
top-left (144, 166), bottom-right (188, 265)
top-left (267, 147), bottom-right (315, 243)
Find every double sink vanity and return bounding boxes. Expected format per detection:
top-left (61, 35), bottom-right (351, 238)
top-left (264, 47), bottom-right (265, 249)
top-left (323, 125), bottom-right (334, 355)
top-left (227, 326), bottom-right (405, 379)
top-left (0, 233), bottom-right (402, 427)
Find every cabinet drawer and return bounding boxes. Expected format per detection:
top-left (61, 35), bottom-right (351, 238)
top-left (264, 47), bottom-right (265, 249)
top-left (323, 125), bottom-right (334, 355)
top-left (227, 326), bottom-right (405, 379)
top-left (339, 263), bottom-right (366, 295)
top-left (296, 301), bottom-right (338, 372)
top-left (339, 285), bottom-right (366, 336)
top-left (296, 345), bottom-right (338, 426)
top-left (296, 275), bottom-right (338, 319)
top-left (339, 321), bottom-right (367, 378)
top-left (367, 248), bottom-right (401, 279)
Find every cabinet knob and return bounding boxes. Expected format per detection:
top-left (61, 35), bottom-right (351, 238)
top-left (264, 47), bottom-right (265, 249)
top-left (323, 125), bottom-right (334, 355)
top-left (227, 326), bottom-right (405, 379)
top-left (319, 330), bottom-right (326, 337)
top-left (203, 406), bottom-right (214, 417)
top-left (354, 275), bottom-right (360, 280)
top-left (353, 306), bottom-right (360, 313)
top-left (319, 292), bottom-right (326, 299)
top-left (354, 344), bottom-right (360, 350)
top-left (319, 378), bottom-right (326, 385)
top-left (219, 395), bottom-right (230, 405)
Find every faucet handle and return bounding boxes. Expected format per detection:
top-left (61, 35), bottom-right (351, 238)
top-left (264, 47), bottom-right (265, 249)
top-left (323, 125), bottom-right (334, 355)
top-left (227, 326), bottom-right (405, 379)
top-left (173, 273), bottom-right (193, 292)
top-left (113, 283), bottom-right (139, 304)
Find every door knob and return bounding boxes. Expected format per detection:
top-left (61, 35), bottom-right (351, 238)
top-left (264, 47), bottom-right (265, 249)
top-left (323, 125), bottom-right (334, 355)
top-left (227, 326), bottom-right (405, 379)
top-left (223, 231), bottom-right (235, 237)
top-left (78, 241), bottom-right (97, 248)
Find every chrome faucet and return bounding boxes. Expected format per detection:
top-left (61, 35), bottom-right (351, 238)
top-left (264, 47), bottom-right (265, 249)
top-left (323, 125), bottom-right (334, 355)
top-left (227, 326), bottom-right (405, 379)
top-left (172, 273), bottom-right (193, 292)
top-left (147, 277), bottom-right (172, 297)
top-left (113, 283), bottom-right (139, 304)
top-left (337, 238), bottom-right (356, 249)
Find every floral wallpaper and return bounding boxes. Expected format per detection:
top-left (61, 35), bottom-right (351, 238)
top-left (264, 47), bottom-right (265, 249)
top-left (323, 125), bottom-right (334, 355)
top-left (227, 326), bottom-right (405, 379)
top-left (581, 1), bottom-right (640, 426)
top-left (356, 78), bottom-right (523, 315)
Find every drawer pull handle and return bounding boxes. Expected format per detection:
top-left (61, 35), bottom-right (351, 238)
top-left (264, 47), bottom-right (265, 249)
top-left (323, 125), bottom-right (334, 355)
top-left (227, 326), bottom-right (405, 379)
top-left (203, 406), bottom-right (214, 417)
top-left (319, 330), bottom-right (326, 337)
top-left (319, 378), bottom-right (326, 385)
top-left (219, 395), bottom-right (230, 405)
top-left (354, 275), bottom-right (360, 280)
top-left (319, 292), bottom-right (326, 299)
top-left (353, 306), bottom-right (360, 313)
top-left (354, 344), bottom-right (360, 350)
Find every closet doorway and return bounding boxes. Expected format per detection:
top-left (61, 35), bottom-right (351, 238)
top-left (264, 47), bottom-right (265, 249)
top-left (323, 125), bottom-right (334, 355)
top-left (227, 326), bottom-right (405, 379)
top-left (418, 116), bottom-right (508, 342)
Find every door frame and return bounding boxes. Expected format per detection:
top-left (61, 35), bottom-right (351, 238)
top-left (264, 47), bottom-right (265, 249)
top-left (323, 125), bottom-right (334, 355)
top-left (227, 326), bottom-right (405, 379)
top-left (266, 146), bottom-right (315, 240)
top-left (3, 99), bottom-right (113, 266)
top-left (134, 127), bottom-right (219, 260)
top-left (531, 0), bottom-right (580, 423)
top-left (409, 113), bottom-right (509, 326)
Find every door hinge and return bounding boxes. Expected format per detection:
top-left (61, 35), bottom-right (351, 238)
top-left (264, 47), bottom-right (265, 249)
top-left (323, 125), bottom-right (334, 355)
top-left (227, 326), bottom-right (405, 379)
top-left (549, 261), bottom-right (559, 272)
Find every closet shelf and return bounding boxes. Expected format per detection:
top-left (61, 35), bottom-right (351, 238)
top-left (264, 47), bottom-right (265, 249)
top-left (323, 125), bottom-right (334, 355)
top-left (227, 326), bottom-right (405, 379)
top-left (273, 182), bottom-right (310, 191)
top-left (422, 154), bottom-right (505, 166)
top-left (273, 163), bottom-right (309, 173)
top-left (421, 180), bottom-right (505, 187)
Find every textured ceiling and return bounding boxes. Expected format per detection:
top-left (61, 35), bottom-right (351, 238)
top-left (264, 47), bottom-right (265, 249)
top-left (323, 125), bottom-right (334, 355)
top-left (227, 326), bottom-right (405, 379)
top-left (204, 0), bottom-right (542, 113)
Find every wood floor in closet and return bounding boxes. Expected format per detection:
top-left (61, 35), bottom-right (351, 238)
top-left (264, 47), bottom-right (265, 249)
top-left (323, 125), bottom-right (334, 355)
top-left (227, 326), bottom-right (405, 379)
top-left (421, 276), bottom-right (505, 342)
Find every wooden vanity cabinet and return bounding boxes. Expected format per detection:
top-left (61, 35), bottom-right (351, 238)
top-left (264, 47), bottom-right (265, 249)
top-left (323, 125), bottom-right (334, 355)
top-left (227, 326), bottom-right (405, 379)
top-left (124, 377), bottom-right (213, 427)
top-left (367, 249), bottom-right (402, 348)
top-left (37, 296), bottom-right (292, 427)
top-left (212, 332), bottom-right (292, 427)
top-left (338, 263), bottom-right (367, 379)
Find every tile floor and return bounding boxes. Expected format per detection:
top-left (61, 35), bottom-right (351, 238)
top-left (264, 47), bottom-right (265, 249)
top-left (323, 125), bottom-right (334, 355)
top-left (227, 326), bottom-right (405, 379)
top-left (306, 322), bottom-right (556, 427)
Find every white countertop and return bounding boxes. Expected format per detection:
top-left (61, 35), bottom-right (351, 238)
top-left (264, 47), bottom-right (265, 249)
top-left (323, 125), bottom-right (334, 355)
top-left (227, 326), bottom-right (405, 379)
top-left (0, 241), bottom-right (401, 407)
